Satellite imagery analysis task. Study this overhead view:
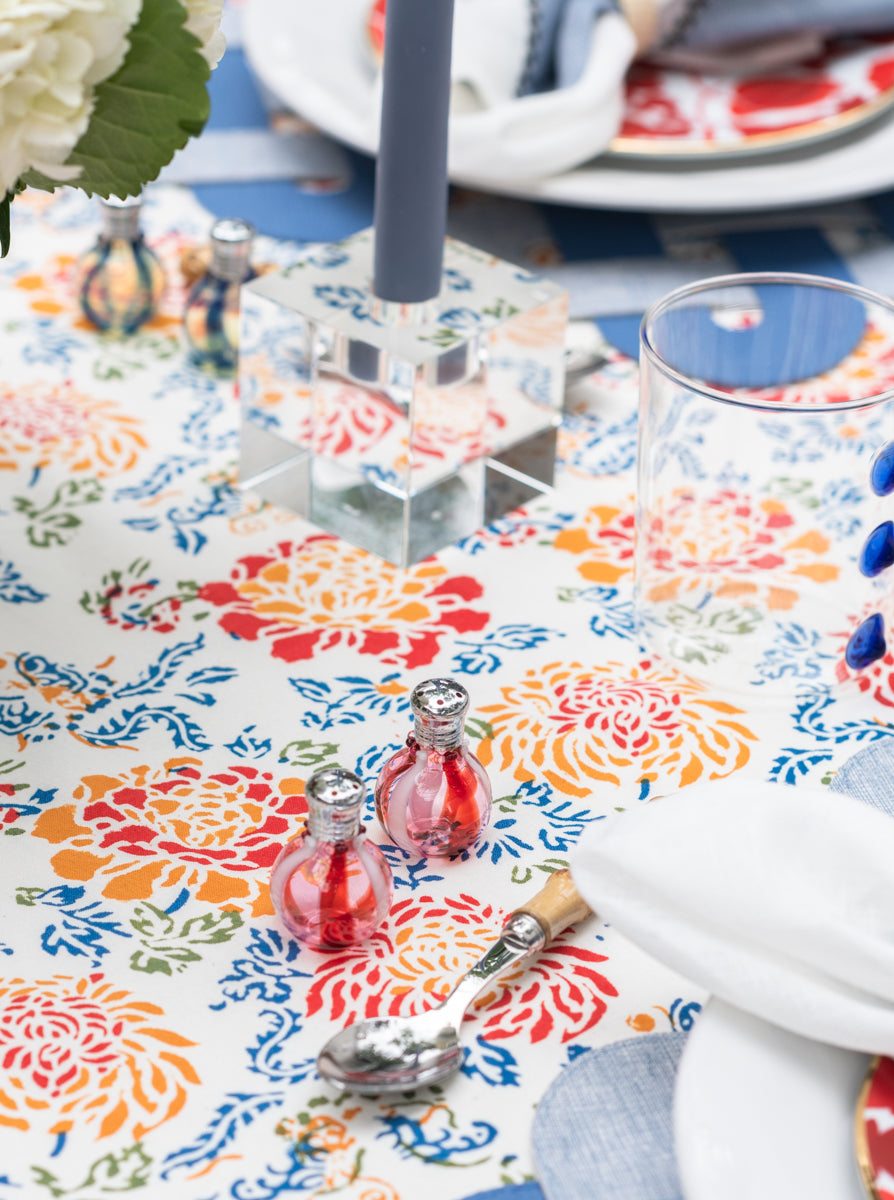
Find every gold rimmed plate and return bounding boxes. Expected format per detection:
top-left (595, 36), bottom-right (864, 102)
top-left (243, 0), bottom-right (894, 211)
top-left (607, 34), bottom-right (894, 161)
top-left (856, 1055), bottom-right (894, 1200)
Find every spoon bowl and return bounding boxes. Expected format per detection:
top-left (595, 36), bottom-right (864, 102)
top-left (317, 1016), bottom-right (465, 1093)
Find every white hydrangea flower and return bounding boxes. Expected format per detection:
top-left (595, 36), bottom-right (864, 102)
top-left (181, 0), bottom-right (225, 69)
top-left (0, 0), bottom-right (141, 195)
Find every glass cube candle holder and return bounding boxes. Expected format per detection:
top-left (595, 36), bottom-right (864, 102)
top-left (238, 228), bottom-right (568, 567)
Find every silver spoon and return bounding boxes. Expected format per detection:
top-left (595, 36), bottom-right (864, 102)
top-left (316, 869), bottom-right (593, 1094)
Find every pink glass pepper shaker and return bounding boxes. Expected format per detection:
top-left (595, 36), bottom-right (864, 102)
top-left (270, 767), bottom-right (393, 950)
top-left (375, 678), bottom-right (492, 857)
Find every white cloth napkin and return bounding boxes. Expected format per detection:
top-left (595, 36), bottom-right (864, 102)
top-left (445, 4), bottom-right (636, 182)
top-left (570, 776), bottom-right (894, 1056)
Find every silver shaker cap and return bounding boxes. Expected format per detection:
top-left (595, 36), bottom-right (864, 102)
top-left (210, 217), bottom-right (255, 282)
top-left (100, 194), bottom-right (142, 240)
top-left (306, 767), bottom-right (365, 841)
top-left (411, 678), bottom-right (470, 750)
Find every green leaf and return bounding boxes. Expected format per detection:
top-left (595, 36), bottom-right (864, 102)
top-left (0, 182), bottom-right (25, 258)
top-left (23, 0), bottom-right (210, 200)
top-left (0, 193), bottom-right (10, 259)
top-left (279, 738), bottom-right (341, 767)
top-left (31, 1142), bottom-right (152, 1196)
top-left (464, 716), bottom-right (494, 741)
top-left (82, 1143), bottom-right (152, 1192)
top-left (129, 951), bottom-right (176, 975)
top-left (130, 902), bottom-right (174, 939)
top-left (129, 904), bottom-right (244, 975)
top-left (510, 857), bottom-right (567, 886)
top-left (14, 477), bottom-right (104, 548)
top-left (494, 793), bottom-right (520, 815)
top-left (178, 910), bottom-right (243, 943)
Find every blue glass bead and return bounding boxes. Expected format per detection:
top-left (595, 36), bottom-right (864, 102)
top-left (845, 612), bottom-right (886, 671)
top-left (859, 521), bottom-right (894, 577)
top-left (869, 441), bottom-right (894, 496)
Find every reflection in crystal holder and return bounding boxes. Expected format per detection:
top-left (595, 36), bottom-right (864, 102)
top-left (237, 228), bottom-right (568, 567)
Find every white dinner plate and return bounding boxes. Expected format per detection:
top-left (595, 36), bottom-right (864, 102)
top-left (242, 0), bottom-right (894, 212)
top-left (674, 997), bottom-right (871, 1200)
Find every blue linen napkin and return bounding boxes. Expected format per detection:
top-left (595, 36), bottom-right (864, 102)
top-left (828, 736), bottom-right (894, 812)
top-left (462, 738), bottom-right (894, 1200)
top-left (532, 1034), bottom-right (686, 1200)
top-left (529, 0), bottom-right (894, 93)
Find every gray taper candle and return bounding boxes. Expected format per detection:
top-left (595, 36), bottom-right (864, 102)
top-left (372, 0), bottom-right (455, 304)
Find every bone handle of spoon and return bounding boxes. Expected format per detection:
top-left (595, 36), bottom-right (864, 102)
top-left (511, 868), bottom-right (593, 943)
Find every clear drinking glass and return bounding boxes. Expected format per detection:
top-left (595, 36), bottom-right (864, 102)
top-left (636, 273), bottom-right (894, 698)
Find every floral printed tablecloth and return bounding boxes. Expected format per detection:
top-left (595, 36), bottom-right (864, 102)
top-left (1, 182), bottom-right (893, 1200)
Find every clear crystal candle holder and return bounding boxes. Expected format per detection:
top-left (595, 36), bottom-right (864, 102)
top-left (237, 228), bottom-right (568, 567)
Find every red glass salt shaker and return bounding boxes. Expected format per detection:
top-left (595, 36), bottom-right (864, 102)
top-left (375, 678), bottom-right (492, 857)
top-left (270, 767), bottom-right (393, 949)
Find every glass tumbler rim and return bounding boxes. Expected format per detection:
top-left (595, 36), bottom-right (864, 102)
top-left (639, 270), bottom-right (894, 413)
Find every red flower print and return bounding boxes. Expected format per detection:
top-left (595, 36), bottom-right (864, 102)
top-left (31, 758), bottom-right (307, 915)
top-left (198, 534), bottom-right (489, 667)
top-left (643, 488), bottom-right (838, 612)
top-left (0, 974), bottom-right (198, 1139)
top-left (305, 891), bottom-right (616, 1045)
top-left (0, 382), bottom-right (146, 477)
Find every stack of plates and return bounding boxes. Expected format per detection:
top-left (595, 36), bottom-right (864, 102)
top-left (675, 999), bottom-right (873, 1200)
top-left (242, 0), bottom-right (894, 211)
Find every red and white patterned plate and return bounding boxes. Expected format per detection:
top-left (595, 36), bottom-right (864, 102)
top-left (856, 1056), bottom-right (894, 1200)
top-left (369, 0), bottom-right (894, 162)
top-left (243, 0), bottom-right (894, 209)
top-left (614, 35), bottom-right (894, 159)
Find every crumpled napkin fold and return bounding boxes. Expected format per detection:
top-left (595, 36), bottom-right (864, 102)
top-left (570, 776), bottom-right (894, 1056)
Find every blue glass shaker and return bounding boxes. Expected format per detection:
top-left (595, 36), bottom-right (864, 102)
top-left (183, 218), bottom-right (257, 373)
top-left (77, 195), bottom-right (165, 334)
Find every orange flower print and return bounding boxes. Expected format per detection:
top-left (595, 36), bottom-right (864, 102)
top-left (476, 659), bottom-right (756, 795)
top-left (306, 892), bottom-right (616, 1044)
top-left (198, 534), bottom-right (489, 667)
top-left (0, 973), bottom-right (198, 1139)
top-left (643, 488), bottom-right (838, 611)
top-left (553, 502), bottom-right (635, 583)
top-left (15, 253), bottom-right (80, 317)
top-left (0, 381), bottom-right (146, 477)
top-left (495, 292), bottom-right (569, 349)
top-left (31, 759), bottom-right (306, 915)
